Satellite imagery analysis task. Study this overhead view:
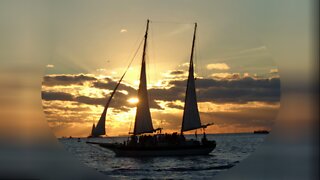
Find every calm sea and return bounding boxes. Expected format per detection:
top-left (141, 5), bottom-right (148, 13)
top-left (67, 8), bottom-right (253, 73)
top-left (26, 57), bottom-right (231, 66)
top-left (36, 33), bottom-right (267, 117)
top-left (59, 133), bottom-right (267, 179)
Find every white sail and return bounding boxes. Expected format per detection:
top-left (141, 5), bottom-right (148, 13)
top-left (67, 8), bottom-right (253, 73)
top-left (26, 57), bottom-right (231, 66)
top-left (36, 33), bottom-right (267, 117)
top-left (181, 23), bottom-right (202, 132)
top-left (133, 20), bottom-right (154, 135)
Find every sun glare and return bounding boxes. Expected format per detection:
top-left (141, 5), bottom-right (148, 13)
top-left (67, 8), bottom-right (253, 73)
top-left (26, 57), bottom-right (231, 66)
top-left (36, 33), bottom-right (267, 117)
top-left (127, 97), bottom-right (139, 104)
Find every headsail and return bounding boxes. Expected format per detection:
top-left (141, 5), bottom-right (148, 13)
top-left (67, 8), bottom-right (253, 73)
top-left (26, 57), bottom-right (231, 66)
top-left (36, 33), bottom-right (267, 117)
top-left (181, 23), bottom-right (202, 132)
top-left (133, 19), bottom-right (155, 135)
top-left (92, 46), bottom-right (136, 137)
top-left (92, 77), bottom-right (122, 136)
top-left (90, 123), bottom-right (96, 136)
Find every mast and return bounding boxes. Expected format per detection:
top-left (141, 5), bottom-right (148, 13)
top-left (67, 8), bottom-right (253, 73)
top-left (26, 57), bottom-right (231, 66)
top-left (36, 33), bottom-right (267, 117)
top-left (133, 19), bottom-right (154, 135)
top-left (181, 23), bottom-right (202, 133)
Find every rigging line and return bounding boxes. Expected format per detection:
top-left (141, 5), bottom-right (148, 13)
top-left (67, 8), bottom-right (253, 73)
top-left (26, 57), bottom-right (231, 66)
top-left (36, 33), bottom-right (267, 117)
top-left (112, 36), bottom-right (144, 89)
top-left (151, 21), bottom-right (159, 89)
top-left (150, 21), bottom-right (157, 84)
top-left (151, 20), bottom-right (195, 25)
top-left (102, 38), bottom-right (144, 135)
top-left (196, 30), bottom-right (204, 78)
top-left (193, 26), bottom-right (198, 79)
top-left (128, 117), bottom-right (133, 135)
top-left (127, 38), bottom-right (144, 73)
top-left (146, 52), bottom-right (151, 90)
top-left (124, 25), bottom-right (147, 66)
top-left (106, 37), bottom-right (143, 103)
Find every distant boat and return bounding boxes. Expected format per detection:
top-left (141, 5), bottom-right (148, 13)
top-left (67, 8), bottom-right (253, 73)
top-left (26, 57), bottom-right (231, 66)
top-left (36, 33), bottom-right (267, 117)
top-left (87, 20), bottom-right (216, 157)
top-left (253, 130), bottom-right (270, 134)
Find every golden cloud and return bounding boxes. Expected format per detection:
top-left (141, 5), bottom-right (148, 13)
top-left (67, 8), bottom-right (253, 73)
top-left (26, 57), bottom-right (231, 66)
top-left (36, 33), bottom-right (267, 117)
top-left (206, 63), bottom-right (230, 70)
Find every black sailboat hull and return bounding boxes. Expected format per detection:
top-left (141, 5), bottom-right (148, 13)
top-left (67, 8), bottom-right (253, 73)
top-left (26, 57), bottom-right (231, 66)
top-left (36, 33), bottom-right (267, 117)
top-left (96, 141), bottom-right (216, 157)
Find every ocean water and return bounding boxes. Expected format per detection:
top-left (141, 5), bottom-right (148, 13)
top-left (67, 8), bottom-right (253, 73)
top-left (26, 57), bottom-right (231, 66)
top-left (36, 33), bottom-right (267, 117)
top-left (59, 133), bottom-right (267, 179)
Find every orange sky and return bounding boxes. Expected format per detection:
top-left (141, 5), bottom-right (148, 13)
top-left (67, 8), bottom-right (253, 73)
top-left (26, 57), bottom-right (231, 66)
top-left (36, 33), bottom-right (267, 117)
top-left (39, 7), bottom-right (282, 138)
top-left (42, 64), bottom-right (280, 137)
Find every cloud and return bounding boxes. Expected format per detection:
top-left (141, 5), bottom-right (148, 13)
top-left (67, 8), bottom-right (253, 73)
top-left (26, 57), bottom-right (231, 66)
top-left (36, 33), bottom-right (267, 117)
top-left (46, 64), bottom-right (54, 68)
top-left (42, 89), bottom-right (161, 111)
top-left (179, 62), bottom-right (189, 67)
top-left (149, 86), bottom-right (185, 102)
top-left (42, 74), bottom-right (97, 87)
top-left (92, 80), bottom-right (136, 95)
top-left (270, 68), bottom-right (279, 74)
top-left (120, 29), bottom-right (127, 33)
top-left (42, 91), bottom-right (74, 101)
top-left (42, 72), bottom-right (281, 137)
top-left (160, 76), bottom-right (281, 104)
top-left (211, 73), bottom-right (240, 80)
top-left (169, 70), bottom-right (185, 75)
top-left (75, 96), bottom-right (105, 106)
top-left (166, 102), bottom-right (184, 109)
top-left (194, 103), bottom-right (277, 134)
top-left (162, 70), bottom-right (188, 80)
top-left (42, 73), bottom-right (280, 114)
top-left (96, 68), bottom-right (107, 72)
top-left (206, 63), bottom-right (230, 70)
top-left (243, 73), bottom-right (250, 77)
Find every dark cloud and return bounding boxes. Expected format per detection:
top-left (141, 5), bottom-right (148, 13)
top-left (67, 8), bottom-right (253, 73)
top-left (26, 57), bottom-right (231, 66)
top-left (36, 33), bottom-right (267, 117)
top-left (69, 94), bottom-right (136, 111)
top-left (41, 91), bottom-right (74, 101)
top-left (151, 103), bottom-right (278, 132)
top-left (149, 86), bottom-right (185, 102)
top-left (92, 81), bottom-right (136, 95)
top-left (152, 111), bottom-right (182, 131)
top-left (161, 77), bottom-right (280, 104)
top-left (42, 90), bottom-right (162, 111)
top-left (42, 74), bottom-right (97, 86)
top-left (166, 102), bottom-right (184, 109)
top-left (169, 70), bottom-right (185, 75)
top-left (42, 73), bottom-right (280, 111)
top-left (92, 79), bottom-right (162, 109)
top-left (75, 96), bottom-right (105, 106)
top-left (200, 105), bottom-right (278, 129)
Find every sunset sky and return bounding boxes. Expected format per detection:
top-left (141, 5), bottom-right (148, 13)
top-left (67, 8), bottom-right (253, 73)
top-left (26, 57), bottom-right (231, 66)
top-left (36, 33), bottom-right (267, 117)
top-left (40, 1), bottom-right (281, 137)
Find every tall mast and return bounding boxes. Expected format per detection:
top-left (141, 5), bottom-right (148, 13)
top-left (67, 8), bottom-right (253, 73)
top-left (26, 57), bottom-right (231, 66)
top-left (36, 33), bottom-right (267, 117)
top-left (142, 19), bottom-right (149, 65)
top-left (133, 19), bottom-right (154, 135)
top-left (181, 23), bottom-right (202, 133)
top-left (190, 23), bottom-right (197, 68)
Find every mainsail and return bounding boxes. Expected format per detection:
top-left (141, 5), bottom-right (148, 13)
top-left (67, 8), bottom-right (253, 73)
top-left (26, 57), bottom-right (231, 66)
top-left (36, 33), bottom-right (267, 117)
top-left (133, 19), bottom-right (155, 135)
top-left (181, 23), bottom-right (202, 132)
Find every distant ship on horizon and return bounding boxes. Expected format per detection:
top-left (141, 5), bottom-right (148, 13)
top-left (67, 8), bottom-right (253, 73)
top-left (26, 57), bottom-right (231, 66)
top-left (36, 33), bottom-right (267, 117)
top-left (253, 130), bottom-right (270, 134)
top-left (86, 20), bottom-right (216, 157)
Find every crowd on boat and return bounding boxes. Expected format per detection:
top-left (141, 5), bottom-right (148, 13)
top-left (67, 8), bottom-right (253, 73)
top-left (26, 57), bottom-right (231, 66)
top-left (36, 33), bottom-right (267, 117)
top-left (125, 132), bottom-right (209, 146)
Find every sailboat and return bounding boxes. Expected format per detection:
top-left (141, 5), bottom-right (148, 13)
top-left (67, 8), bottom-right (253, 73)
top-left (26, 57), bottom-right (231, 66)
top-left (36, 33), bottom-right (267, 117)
top-left (87, 20), bottom-right (216, 156)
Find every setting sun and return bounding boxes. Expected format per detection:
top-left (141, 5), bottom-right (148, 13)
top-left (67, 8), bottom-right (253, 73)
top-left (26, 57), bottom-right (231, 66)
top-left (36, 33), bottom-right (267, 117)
top-left (127, 97), bottom-right (139, 104)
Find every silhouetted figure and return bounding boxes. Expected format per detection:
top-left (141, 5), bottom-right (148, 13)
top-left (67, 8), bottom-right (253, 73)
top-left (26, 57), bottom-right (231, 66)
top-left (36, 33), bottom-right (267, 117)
top-left (130, 135), bottom-right (138, 145)
top-left (201, 132), bottom-right (208, 145)
top-left (195, 130), bottom-right (198, 139)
